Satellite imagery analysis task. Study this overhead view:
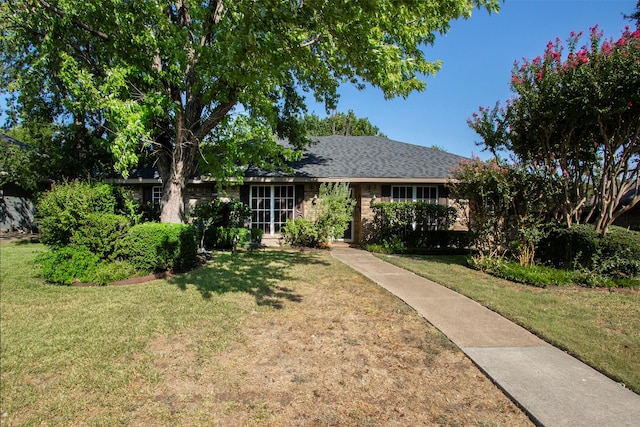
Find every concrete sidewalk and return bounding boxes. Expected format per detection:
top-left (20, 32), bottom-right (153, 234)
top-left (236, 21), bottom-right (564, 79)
top-left (330, 246), bottom-right (640, 427)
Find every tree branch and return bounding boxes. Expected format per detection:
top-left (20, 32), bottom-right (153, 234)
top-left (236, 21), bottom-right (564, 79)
top-left (195, 88), bottom-right (238, 142)
top-left (300, 34), bottom-right (323, 48)
top-left (37, 0), bottom-right (111, 41)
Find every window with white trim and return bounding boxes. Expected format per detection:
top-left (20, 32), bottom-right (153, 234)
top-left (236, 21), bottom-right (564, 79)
top-left (152, 186), bottom-right (162, 206)
top-left (250, 185), bottom-right (295, 235)
top-left (391, 186), bottom-right (438, 203)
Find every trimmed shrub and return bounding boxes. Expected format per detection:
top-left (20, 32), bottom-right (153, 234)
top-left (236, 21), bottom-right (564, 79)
top-left (37, 181), bottom-right (119, 247)
top-left (37, 245), bottom-right (101, 285)
top-left (201, 226), bottom-right (255, 249)
top-left (367, 202), bottom-right (464, 253)
top-left (597, 227), bottom-right (640, 279)
top-left (70, 213), bottom-right (130, 260)
top-left (537, 225), bottom-right (599, 269)
top-left (37, 181), bottom-right (139, 248)
top-left (600, 226), bottom-right (640, 259)
top-left (418, 230), bottom-right (472, 250)
top-left (120, 222), bottom-right (198, 273)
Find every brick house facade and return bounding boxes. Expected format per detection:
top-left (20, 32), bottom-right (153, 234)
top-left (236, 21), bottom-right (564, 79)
top-left (115, 136), bottom-right (468, 244)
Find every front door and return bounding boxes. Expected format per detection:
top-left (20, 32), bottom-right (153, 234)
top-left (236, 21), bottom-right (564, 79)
top-left (339, 184), bottom-right (359, 243)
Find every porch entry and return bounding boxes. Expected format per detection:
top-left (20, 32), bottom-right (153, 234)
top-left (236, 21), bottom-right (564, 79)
top-left (337, 184), bottom-right (359, 243)
top-left (245, 185), bottom-right (304, 236)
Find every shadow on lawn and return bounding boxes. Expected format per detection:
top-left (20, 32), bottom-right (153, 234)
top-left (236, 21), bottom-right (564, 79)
top-left (168, 250), bottom-right (330, 308)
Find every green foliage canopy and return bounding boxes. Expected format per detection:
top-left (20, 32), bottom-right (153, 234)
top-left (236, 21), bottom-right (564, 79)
top-left (1, 0), bottom-right (499, 223)
top-left (0, 133), bottom-right (39, 190)
top-left (300, 110), bottom-right (386, 136)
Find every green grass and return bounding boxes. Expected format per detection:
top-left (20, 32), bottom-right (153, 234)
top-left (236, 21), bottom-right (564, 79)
top-left (376, 253), bottom-right (640, 394)
top-left (0, 242), bottom-right (327, 425)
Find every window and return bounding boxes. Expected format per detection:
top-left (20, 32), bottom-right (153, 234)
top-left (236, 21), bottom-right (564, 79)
top-left (251, 185), bottom-right (295, 235)
top-left (391, 186), bottom-right (438, 203)
top-left (152, 186), bottom-right (162, 206)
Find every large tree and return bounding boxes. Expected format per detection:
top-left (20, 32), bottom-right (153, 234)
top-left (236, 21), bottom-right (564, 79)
top-left (300, 110), bottom-right (386, 136)
top-left (469, 26), bottom-right (640, 233)
top-left (1, 0), bottom-right (499, 223)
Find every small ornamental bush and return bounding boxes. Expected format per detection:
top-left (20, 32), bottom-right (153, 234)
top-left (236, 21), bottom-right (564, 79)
top-left (600, 226), bottom-right (640, 260)
top-left (281, 218), bottom-right (321, 248)
top-left (119, 222), bottom-right (198, 273)
top-left (597, 227), bottom-right (640, 279)
top-left (37, 245), bottom-right (101, 285)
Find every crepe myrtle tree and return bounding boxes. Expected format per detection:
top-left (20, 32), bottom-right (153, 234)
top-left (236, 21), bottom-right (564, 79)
top-left (1, 0), bottom-right (499, 223)
top-left (449, 157), bottom-right (559, 265)
top-left (469, 26), bottom-right (640, 233)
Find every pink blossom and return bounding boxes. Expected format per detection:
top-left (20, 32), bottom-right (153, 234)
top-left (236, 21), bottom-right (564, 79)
top-left (629, 102), bottom-right (634, 107)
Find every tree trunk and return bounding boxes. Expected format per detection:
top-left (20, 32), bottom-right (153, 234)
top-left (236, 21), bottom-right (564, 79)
top-left (157, 134), bottom-right (198, 224)
top-left (161, 178), bottom-right (186, 223)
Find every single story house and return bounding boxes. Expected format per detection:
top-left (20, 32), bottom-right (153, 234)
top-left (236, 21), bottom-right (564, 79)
top-left (117, 136), bottom-right (468, 245)
top-left (613, 186), bottom-right (640, 230)
top-left (0, 133), bottom-right (38, 233)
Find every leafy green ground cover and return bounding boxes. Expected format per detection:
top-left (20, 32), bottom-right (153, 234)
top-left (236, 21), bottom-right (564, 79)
top-left (376, 253), bottom-right (640, 394)
top-left (469, 255), bottom-right (640, 289)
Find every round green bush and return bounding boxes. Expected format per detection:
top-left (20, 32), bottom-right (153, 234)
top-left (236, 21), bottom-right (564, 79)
top-left (537, 225), bottom-right (599, 269)
top-left (600, 226), bottom-right (640, 259)
top-left (37, 181), bottom-right (139, 249)
top-left (37, 181), bottom-right (120, 247)
top-left (281, 218), bottom-right (321, 247)
top-left (119, 222), bottom-right (198, 273)
top-left (598, 227), bottom-right (640, 279)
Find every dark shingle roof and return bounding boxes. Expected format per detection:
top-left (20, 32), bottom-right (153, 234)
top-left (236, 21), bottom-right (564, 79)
top-left (1, 133), bottom-right (31, 150)
top-left (125, 136), bottom-right (467, 181)
top-left (246, 136), bottom-right (466, 179)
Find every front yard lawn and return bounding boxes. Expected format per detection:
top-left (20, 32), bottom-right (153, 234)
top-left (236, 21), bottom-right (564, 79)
top-left (0, 242), bottom-right (532, 426)
top-left (376, 253), bottom-right (640, 394)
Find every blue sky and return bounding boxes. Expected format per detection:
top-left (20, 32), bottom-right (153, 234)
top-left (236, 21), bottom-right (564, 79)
top-left (306, 0), bottom-right (638, 159)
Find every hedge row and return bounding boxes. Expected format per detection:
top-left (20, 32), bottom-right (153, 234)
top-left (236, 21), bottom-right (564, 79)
top-left (37, 220), bottom-right (199, 285)
top-left (118, 222), bottom-right (198, 273)
top-left (537, 225), bottom-right (640, 279)
top-left (366, 202), bottom-right (470, 253)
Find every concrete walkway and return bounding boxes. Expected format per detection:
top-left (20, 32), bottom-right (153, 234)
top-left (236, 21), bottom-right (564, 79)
top-left (330, 246), bottom-right (640, 427)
